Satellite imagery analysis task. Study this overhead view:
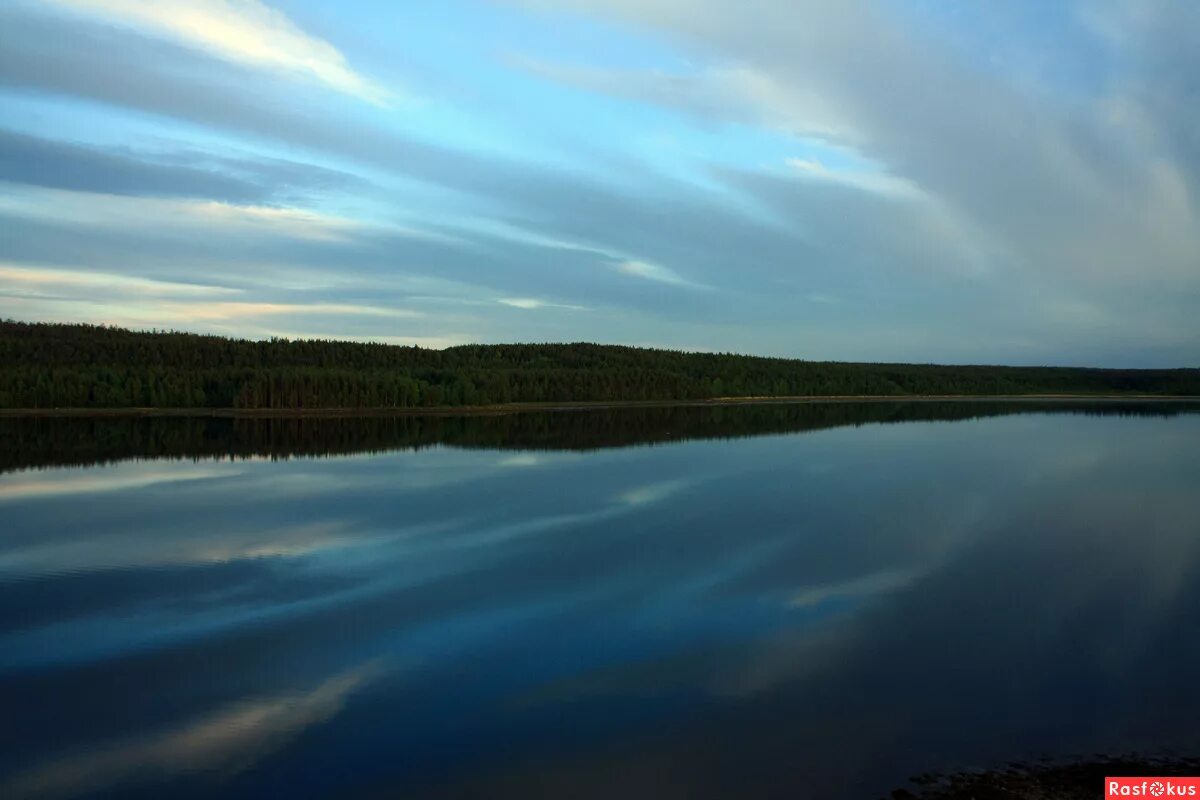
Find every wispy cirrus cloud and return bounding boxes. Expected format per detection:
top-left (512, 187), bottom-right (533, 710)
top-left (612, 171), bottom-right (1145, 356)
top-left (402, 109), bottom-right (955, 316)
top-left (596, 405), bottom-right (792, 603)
top-left (0, 260), bottom-right (432, 344)
top-left (186, 201), bottom-right (371, 241)
top-left (39, 0), bottom-right (395, 105)
top-left (0, 0), bottom-right (1197, 364)
top-left (497, 0), bottom-right (1200, 362)
top-left (0, 187), bottom-right (375, 242)
top-left (146, 301), bottom-right (423, 322)
top-left (1, 296), bottom-right (424, 330)
top-left (0, 128), bottom-right (368, 205)
top-left (0, 263), bottom-right (239, 298)
top-left (616, 260), bottom-right (708, 289)
top-left (496, 297), bottom-right (587, 311)
top-left (785, 157), bottom-right (922, 200)
top-left (505, 52), bottom-right (851, 141)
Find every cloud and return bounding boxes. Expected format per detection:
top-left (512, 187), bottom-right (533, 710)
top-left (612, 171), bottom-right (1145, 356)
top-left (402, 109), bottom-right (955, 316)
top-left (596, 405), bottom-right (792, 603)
top-left (0, 296), bottom-right (426, 337)
top-left (505, 0), bottom-right (1200, 337)
top-left (0, 259), bottom-right (434, 344)
top-left (186, 201), bottom-right (370, 241)
top-left (0, 10), bottom-right (788, 291)
top-left (142, 301), bottom-right (423, 322)
top-left (785, 157), bottom-right (922, 200)
top-left (41, 0), bottom-right (393, 105)
top-left (0, 187), bottom-right (372, 242)
top-left (496, 297), bottom-right (587, 311)
top-left (1, 1), bottom-right (1197, 364)
top-left (0, 8), bottom-right (801, 319)
top-left (508, 53), bottom-right (850, 140)
top-left (0, 262), bottom-right (239, 298)
top-left (0, 128), bottom-right (369, 205)
top-left (0, 129), bottom-right (256, 201)
top-left (0, 181), bottom-right (733, 328)
top-left (497, 297), bottom-right (547, 309)
top-left (616, 260), bottom-right (706, 289)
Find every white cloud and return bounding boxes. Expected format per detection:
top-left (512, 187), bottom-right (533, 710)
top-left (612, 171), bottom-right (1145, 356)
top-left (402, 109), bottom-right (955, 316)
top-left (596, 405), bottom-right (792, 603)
top-left (509, 53), bottom-right (851, 141)
top-left (0, 263), bottom-right (239, 298)
top-left (616, 260), bottom-right (707, 289)
top-left (0, 187), bottom-right (374, 242)
top-left (786, 157), bottom-right (922, 200)
top-left (496, 297), bottom-right (587, 310)
top-left (41, 0), bottom-right (393, 105)
top-left (185, 201), bottom-right (371, 241)
top-left (3, 295), bottom-right (466, 346)
top-left (496, 297), bottom-right (543, 309)
top-left (150, 301), bottom-right (424, 321)
top-left (0, 283), bottom-right (437, 348)
top-left (0, 265), bottom-right (423, 325)
top-left (508, 0), bottom-right (1200, 340)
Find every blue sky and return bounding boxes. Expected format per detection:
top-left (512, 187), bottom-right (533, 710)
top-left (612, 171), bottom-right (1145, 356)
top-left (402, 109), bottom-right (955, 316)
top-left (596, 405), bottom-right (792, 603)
top-left (0, 0), bottom-right (1197, 366)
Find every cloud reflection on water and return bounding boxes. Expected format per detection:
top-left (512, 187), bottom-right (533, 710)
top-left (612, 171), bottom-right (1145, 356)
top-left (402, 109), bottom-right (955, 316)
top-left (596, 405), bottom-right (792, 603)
top-left (0, 661), bottom-right (384, 800)
top-left (0, 408), bottom-right (1198, 799)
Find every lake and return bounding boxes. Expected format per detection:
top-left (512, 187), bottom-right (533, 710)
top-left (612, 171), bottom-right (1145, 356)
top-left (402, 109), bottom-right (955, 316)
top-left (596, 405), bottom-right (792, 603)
top-left (1, 401), bottom-right (1198, 799)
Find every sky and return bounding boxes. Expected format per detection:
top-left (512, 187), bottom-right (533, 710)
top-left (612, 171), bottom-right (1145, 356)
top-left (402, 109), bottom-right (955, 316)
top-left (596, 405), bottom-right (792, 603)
top-left (0, 0), bottom-right (1197, 366)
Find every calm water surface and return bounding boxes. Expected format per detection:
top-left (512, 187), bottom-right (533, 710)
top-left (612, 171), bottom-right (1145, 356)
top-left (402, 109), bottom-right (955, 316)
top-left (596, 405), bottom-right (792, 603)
top-left (1, 402), bottom-right (1198, 798)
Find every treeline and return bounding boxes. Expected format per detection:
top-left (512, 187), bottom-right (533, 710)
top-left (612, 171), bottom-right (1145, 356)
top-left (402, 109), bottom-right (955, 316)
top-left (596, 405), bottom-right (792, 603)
top-left (4, 401), bottom-right (1195, 474)
top-left (2, 320), bottom-right (1198, 409)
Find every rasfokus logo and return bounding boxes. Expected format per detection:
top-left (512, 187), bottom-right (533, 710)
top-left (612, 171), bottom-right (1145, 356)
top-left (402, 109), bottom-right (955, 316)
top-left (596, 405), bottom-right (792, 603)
top-left (1107, 777), bottom-right (1200, 797)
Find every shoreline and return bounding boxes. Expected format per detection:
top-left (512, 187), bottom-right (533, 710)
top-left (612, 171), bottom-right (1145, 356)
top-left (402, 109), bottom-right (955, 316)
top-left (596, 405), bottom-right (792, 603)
top-left (2, 394), bottom-right (1198, 418)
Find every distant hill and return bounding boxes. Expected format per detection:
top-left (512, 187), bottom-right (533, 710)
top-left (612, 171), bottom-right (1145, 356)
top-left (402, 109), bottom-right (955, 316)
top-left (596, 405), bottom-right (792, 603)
top-left (2, 319), bottom-right (1197, 409)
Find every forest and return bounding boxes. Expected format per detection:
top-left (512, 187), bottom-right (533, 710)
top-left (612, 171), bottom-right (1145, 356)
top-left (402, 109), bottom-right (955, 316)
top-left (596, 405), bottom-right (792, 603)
top-left (4, 401), bottom-right (1195, 473)
top-left (2, 319), bottom-right (1197, 409)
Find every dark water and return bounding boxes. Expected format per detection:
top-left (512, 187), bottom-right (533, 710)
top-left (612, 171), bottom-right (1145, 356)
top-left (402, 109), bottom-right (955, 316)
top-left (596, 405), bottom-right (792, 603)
top-left (1, 401), bottom-right (1198, 799)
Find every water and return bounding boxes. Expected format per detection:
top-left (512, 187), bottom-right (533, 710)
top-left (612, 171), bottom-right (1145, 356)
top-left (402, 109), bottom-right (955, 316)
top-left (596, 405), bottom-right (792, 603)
top-left (1, 401), bottom-right (1198, 799)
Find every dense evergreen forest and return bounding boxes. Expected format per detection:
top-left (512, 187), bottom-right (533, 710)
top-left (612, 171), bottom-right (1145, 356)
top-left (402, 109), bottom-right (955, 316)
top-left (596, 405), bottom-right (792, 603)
top-left (4, 401), bottom-right (1195, 474)
top-left (2, 320), bottom-right (1197, 409)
